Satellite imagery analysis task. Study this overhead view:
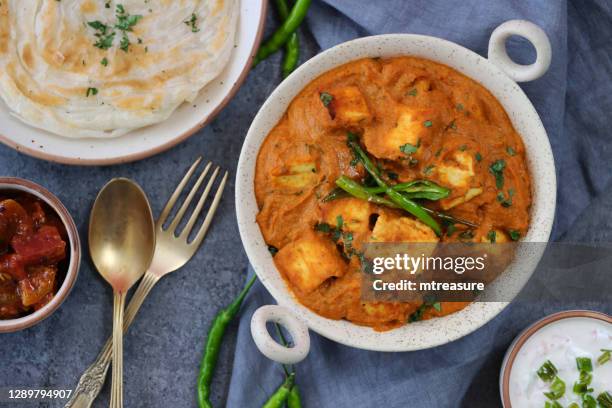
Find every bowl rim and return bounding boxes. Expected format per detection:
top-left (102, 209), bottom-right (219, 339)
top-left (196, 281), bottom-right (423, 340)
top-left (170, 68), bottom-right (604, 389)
top-left (0, 0), bottom-right (268, 166)
top-left (499, 309), bottom-right (612, 407)
top-left (0, 177), bottom-right (81, 332)
top-left (237, 32), bottom-right (557, 351)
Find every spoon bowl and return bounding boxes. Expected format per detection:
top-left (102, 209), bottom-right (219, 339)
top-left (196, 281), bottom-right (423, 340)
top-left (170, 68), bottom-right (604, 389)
top-left (89, 178), bottom-right (155, 408)
top-left (89, 178), bottom-right (156, 292)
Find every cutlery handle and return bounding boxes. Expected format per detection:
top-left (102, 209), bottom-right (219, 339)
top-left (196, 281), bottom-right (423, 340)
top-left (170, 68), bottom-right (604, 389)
top-left (64, 273), bottom-right (159, 408)
top-left (110, 291), bottom-right (126, 408)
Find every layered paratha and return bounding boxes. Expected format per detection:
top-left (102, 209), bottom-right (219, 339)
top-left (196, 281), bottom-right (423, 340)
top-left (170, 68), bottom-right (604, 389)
top-left (0, 0), bottom-right (238, 138)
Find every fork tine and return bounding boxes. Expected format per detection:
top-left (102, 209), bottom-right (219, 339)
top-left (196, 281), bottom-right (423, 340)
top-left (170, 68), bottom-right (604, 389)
top-left (179, 166), bottom-right (220, 239)
top-left (167, 162), bottom-right (213, 233)
top-left (158, 157), bottom-right (202, 227)
top-left (190, 171), bottom-right (228, 247)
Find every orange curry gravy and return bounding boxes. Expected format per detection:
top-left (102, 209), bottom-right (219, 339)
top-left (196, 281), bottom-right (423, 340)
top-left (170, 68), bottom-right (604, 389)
top-left (255, 57), bottom-right (531, 331)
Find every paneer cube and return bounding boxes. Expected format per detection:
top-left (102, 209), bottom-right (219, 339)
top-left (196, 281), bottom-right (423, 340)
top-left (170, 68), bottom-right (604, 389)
top-left (436, 151), bottom-right (483, 210)
top-left (364, 106), bottom-right (433, 160)
top-left (322, 198), bottom-right (373, 237)
top-left (328, 86), bottom-right (371, 127)
top-left (442, 187), bottom-right (483, 210)
top-left (275, 232), bottom-right (346, 293)
top-left (370, 213), bottom-right (438, 243)
top-left (273, 162), bottom-right (318, 191)
top-left (437, 151), bottom-right (475, 188)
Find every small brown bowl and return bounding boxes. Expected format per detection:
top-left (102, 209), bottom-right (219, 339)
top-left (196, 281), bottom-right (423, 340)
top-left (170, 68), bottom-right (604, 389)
top-left (500, 309), bottom-right (612, 407)
top-left (0, 177), bottom-right (81, 333)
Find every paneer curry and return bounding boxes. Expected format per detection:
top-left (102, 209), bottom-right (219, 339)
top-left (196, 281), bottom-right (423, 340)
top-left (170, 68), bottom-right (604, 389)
top-left (0, 193), bottom-right (67, 319)
top-left (255, 57), bottom-right (531, 331)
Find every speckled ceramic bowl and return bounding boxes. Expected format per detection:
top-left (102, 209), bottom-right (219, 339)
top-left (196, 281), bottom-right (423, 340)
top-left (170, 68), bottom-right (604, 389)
top-left (237, 20), bottom-right (557, 351)
top-left (0, 178), bottom-right (81, 333)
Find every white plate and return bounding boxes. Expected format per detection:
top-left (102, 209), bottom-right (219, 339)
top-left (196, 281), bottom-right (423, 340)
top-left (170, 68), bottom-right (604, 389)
top-left (0, 0), bottom-right (267, 165)
top-left (237, 21), bottom-right (557, 352)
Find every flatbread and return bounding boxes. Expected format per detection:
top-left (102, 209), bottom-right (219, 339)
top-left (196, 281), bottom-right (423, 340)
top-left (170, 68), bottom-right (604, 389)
top-left (0, 0), bottom-right (239, 138)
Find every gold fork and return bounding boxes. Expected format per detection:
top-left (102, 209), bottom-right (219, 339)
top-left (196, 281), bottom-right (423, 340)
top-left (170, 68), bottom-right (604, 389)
top-left (65, 157), bottom-right (228, 408)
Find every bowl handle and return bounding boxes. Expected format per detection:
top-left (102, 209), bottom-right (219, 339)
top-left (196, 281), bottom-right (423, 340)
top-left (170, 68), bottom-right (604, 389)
top-left (250, 305), bottom-right (311, 365)
top-left (488, 20), bottom-right (552, 82)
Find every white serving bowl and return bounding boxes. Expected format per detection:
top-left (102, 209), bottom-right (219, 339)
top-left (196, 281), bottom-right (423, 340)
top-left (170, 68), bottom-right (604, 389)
top-left (237, 20), bottom-right (557, 352)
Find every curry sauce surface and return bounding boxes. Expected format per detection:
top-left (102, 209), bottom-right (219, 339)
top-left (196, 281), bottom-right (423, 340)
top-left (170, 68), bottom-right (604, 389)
top-left (255, 57), bottom-right (531, 331)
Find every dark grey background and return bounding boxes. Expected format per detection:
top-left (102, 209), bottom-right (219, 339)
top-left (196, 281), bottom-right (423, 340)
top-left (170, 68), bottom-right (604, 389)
top-left (0, 11), bottom-right (318, 408)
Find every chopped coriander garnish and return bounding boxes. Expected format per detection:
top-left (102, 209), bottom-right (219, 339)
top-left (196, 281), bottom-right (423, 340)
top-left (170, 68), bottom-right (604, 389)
top-left (86, 87), bottom-right (98, 97)
top-left (336, 215), bottom-right (344, 229)
top-left (88, 20), bottom-right (108, 32)
top-left (434, 147), bottom-right (443, 157)
top-left (537, 360), bottom-right (558, 382)
top-left (314, 222), bottom-right (331, 233)
top-left (508, 229), bottom-right (521, 241)
top-left (101, 57), bottom-right (108, 66)
top-left (567, 403), bottom-right (580, 408)
top-left (320, 92), bottom-right (333, 107)
top-left (119, 34), bottom-right (130, 51)
top-left (423, 120), bottom-right (433, 128)
top-left (544, 401), bottom-right (562, 408)
top-left (576, 357), bottom-right (593, 372)
top-left (408, 298), bottom-right (439, 322)
top-left (184, 13), bottom-right (200, 33)
top-left (486, 230), bottom-right (496, 243)
top-left (475, 152), bottom-right (482, 162)
top-left (489, 159), bottom-right (506, 189)
top-left (543, 376), bottom-right (565, 400)
top-left (497, 189), bottom-right (514, 207)
top-left (88, 21), bottom-right (115, 50)
top-left (459, 144), bottom-right (467, 151)
top-left (115, 10), bottom-right (142, 32)
top-left (449, 120), bottom-right (457, 130)
top-left (407, 88), bottom-right (417, 97)
top-left (456, 103), bottom-right (464, 111)
top-left (506, 146), bottom-right (516, 156)
top-left (88, 4), bottom-right (141, 52)
top-left (423, 164), bottom-right (435, 176)
top-left (400, 142), bottom-right (419, 155)
top-left (598, 349), bottom-right (611, 365)
top-left (267, 245), bottom-right (278, 256)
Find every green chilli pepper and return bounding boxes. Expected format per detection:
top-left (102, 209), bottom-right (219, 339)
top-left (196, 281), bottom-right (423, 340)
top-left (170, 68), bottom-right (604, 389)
top-left (262, 373), bottom-right (296, 408)
top-left (197, 275), bottom-right (257, 408)
top-left (335, 175), bottom-right (476, 228)
top-left (347, 138), bottom-right (441, 235)
top-left (274, 0), bottom-right (301, 78)
top-left (287, 384), bottom-right (303, 408)
top-left (253, 0), bottom-right (311, 66)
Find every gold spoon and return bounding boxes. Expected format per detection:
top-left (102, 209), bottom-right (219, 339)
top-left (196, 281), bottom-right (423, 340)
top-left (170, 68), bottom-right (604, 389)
top-left (89, 178), bottom-right (155, 408)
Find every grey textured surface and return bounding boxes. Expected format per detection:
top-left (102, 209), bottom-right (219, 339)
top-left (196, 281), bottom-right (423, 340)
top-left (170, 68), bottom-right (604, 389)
top-left (0, 10), bottom-right (319, 408)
